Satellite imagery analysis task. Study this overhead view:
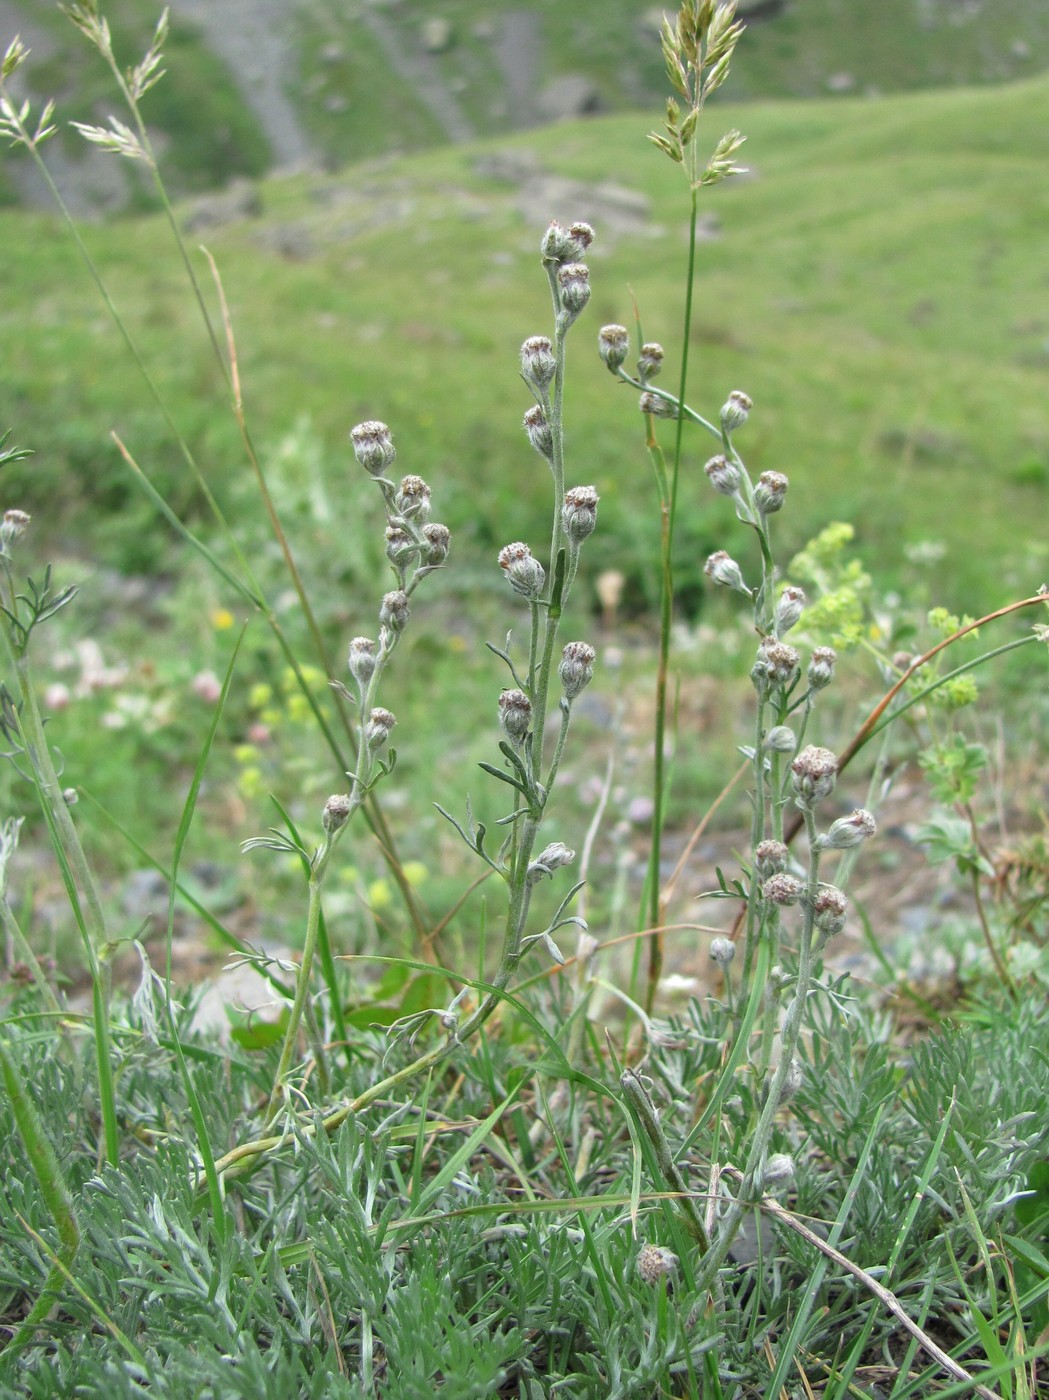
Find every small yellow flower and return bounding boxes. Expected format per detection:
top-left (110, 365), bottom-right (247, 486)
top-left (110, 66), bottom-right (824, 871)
top-left (211, 607), bottom-right (235, 631)
top-left (249, 682), bottom-right (273, 709)
top-left (233, 744), bottom-right (259, 765)
top-left (238, 766), bottom-right (264, 799)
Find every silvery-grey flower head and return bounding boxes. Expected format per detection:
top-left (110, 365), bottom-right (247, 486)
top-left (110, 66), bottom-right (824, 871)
top-left (395, 474), bottom-right (431, 522)
top-left (705, 549), bottom-right (749, 594)
top-left (364, 707), bottom-right (395, 751)
top-left (705, 454), bottom-right (742, 497)
top-left (379, 590), bottom-right (410, 633)
top-left (350, 420), bottom-right (395, 476)
top-left (811, 885), bottom-right (848, 936)
top-left (423, 522), bottom-right (451, 565)
top-left (559, 641), bottom-right (596, 700)
top-left (557, 263), bottom-right (591, 318)
top-left (762, 873), bottom-right (802, 906)
top-left (807, 646), bottom-right (837, 690)
top-left (791, 745), bottom-right (838, 809)
top-left (755, 470), bottom-right (788, 515)
top-left (498, 542), bottom-right (545, 600)
top-left (710, 936), bottom-right (735, 967)
top-left (322, 793), bottom-right (353, 833)
top-left (347, 636), bottom-right (377, 688)
top-left (523, 404), bottom-right (554, 460)
top-left (774, 585), bottom-right (806, 637)
top-left (598, 323), bottom-right (629, 372)
top-left (637, 1243), bottom-right (678, 1285)
top-left (639, 390), bottom-right (677, 419)
top-left (563, 485), bottom-right (599, 544)
top-left (638, 343), bottom-right (664, 380)
top-left (520, 335), bottom-right (556, 390)
top-left (498, 689), bottom-right (532, 744)
top-left (720, 389), bottom-right (752, 432)
top-left (816, 808), bottom-right (876, 852)
top-left (527, 841), bottom-right (575, 884)
top-left (755, 839), bottom-right (789, 879)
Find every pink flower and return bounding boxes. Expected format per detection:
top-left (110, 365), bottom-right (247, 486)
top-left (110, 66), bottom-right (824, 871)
top-left (44, 683), bottom-right (71, 712)
top-left (191, 671), bottom-right (222, 703)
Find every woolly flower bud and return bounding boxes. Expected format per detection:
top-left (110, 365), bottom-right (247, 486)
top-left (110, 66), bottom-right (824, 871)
top-left (385, 525), bottom-right (415, 569)
top-left (557, 262), bottom-right (591, 317)
top-left (755, 839), bottom-right (789, 880)
top-left (637, 1243), bottom-right (678, 1285)
top-left (563, 485), bottom-right (599, 544)
top-left (791, 745), bottom-right (838, 809)
top-left (542, 220), bottom-right (595, 264)
top-left (763, 1153), bottom-right (794, 1188)
top-left (498, 542), bottom-right (545, 600)
top-left (710, 936), bottom-right (735, 967)
top-left (527, 841), bottom-right (575, 883)
top-left (364, 707), bottom-right (395, 750)
top-left (764, 725), bottom-right (797, 754)
top-left (350, 420), bottom-right (395, 476)
top-left (347, 636), bottom-right (377, 687)
top-left (639, 391), bottom-right (677, 420)
top-left (598, 323), bottom-right (629, 372)
top-left (638, 343), bottom-right (664, 380)
top-left (817, 808), bottom-right (877, 851)
top-left (777, 1058), bottom-right (803, 1105)
top-left (774, 585), bottom-right (806, 637)
top-left (395, 474), bottom-right (431, 522)
top-left (379, 589), bottom-right (410, 633)
top-left (520, 335), bottom-right (556, 390)
top-left (807, 646), bottom-right (837, 691)
top-left (705, 550), bottom-right (748, 594)
top-left (323, 793), bottom-right (352, 833)
top-left (498, 688), bottom-right (532, 744)
top-left (704, 454), bottom-right (741, 497)
top-left (1, 509), bottom-right (30, 548)
top-left (812, 885), bottom-right (848, 937)
top-left (754, 638), bottom-right (800, 693)
top-left (720, 388), bottom-right (752, 432)
top-left (559, 640), bottom-right (596, 700)
top-left (762, 873), bottom-right (802, 906)
top-left (422, 522), bottom-right (451, 566)
top-left (523, 404), bottom-right (554, 460)
top-left (755, 470), bottom-right (789, 515)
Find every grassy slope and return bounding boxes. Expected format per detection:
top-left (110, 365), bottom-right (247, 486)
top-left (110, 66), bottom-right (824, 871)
top-left (2, 74), bottom-right (1047, 614)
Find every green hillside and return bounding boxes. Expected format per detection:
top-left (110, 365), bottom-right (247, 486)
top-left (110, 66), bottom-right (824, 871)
top-left (2, 69), bottom-right (1046, 614)
top-left (3, 0), bottom-right (1048, 208)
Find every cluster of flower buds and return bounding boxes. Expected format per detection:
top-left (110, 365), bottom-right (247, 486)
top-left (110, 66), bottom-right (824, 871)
top-left (751, 637), bottom-right (800, 699)
top-left (540, 219), bottom-right (594, 266)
